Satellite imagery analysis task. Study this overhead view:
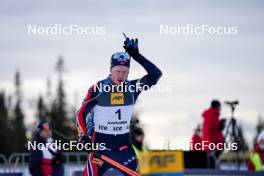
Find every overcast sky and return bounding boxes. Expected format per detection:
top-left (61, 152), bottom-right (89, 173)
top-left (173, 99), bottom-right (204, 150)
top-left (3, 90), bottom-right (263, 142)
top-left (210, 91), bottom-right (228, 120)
top-left (0, 0), bottom-right (264, 149)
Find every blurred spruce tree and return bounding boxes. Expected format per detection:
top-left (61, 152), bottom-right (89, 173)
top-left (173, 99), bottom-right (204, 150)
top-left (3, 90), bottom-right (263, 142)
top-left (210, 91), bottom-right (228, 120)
top-left (49, 56), bottom-right (76, 142)
top-left (0, 91), bottom-right (12, 156)
top-left (37, 95), bottom-right (47, 121)
top-left (10, 70), bottom-right (27, 154)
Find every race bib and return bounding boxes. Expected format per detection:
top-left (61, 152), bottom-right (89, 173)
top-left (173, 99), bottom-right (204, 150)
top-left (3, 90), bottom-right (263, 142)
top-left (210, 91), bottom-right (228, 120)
top-left (93, 105), bottom-right (133, 135)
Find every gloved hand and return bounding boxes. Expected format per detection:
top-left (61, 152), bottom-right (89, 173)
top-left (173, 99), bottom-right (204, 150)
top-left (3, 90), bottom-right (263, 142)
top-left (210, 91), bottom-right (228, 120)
top-left (123, 37), bottom-right (140, 58)
top-left (80, 135), bottom-right (92, 146)
top-left (52, 151), bottom-right (64, 165)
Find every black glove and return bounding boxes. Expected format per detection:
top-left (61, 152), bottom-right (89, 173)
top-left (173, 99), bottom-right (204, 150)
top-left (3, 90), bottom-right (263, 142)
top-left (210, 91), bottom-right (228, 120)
top-left (220, 119), bottom-right (227, 131)
top-left (123, 37), bottom-right (140, 58)
top-left (80, 135), bottom-right (92, 151)
top-left (52, 151), bottom-right (64, 165)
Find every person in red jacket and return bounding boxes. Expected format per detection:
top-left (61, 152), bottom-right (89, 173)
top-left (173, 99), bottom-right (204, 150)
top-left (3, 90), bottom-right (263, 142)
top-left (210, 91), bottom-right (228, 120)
top-left (202, 100), bottom-right (225, 168)
top-left (202, 100), bottom-right (224, 151)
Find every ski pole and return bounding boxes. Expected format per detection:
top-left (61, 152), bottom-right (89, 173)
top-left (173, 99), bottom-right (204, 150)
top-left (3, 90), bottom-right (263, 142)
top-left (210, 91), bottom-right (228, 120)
top-left (123, 32), bottom-right (127, 39)
top-left (100, 154), bottom-right (140, 176)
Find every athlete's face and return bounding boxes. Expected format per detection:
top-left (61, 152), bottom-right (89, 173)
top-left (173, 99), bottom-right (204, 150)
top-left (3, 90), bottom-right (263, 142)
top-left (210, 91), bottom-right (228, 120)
top-left (110, 66), bottom-right (129, 85)
top-left (39, 128), bottom-right (52, 139)
top-left (135, 134), bottom-right (144, 143)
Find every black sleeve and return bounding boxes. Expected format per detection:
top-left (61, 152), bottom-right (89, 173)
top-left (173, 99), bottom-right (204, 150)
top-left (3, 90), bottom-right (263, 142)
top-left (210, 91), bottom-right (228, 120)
top-left (130, 54), bottom-right (162, 101)
top-left (29, 149), bottom-right (44, 176)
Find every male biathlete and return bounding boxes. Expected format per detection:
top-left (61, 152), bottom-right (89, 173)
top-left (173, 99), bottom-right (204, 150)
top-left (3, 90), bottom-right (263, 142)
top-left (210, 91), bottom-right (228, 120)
top-left (76, 36), bottom-right (162, 176)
